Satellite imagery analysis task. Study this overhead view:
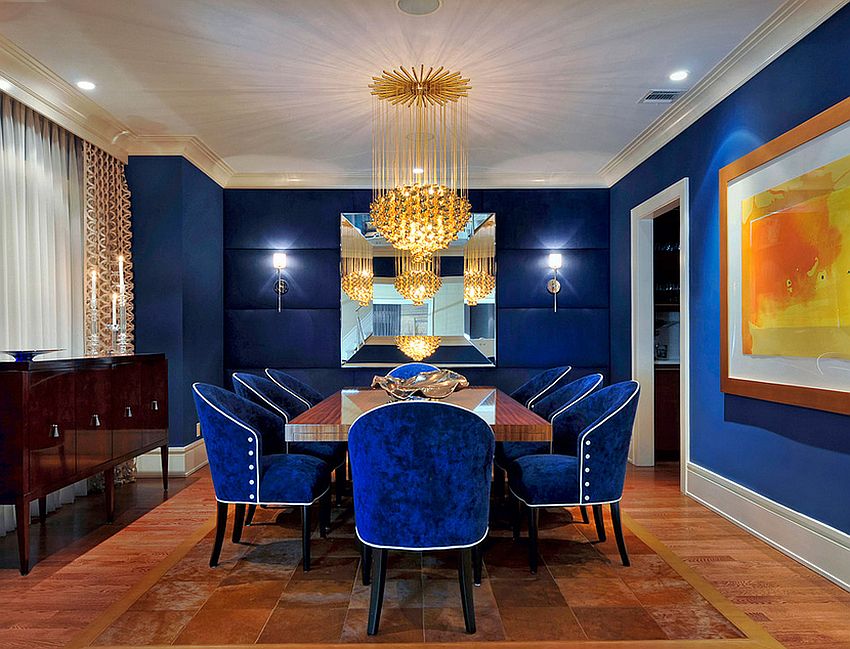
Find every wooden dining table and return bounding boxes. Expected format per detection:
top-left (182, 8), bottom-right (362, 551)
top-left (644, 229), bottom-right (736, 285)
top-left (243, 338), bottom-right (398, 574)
top-left (285, 387), bottom-right (551, 442)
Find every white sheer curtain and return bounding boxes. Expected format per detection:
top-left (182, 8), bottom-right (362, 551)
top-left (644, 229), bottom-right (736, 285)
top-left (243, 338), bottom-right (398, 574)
top-left (0, 93), bottom-right (86, 534)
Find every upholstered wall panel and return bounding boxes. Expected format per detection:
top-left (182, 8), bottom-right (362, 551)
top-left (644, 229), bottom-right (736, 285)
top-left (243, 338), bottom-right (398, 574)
top-left (609, 5), bottom-right (850, 533)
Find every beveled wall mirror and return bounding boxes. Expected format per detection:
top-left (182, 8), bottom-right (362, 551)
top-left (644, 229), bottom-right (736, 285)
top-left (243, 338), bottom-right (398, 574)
top-left (340, 212), bottom-right (496, 368)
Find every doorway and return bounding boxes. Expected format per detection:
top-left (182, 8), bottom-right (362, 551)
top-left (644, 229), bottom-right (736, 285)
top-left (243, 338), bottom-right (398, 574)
top-left (629, 179), bottom-right (690, 492)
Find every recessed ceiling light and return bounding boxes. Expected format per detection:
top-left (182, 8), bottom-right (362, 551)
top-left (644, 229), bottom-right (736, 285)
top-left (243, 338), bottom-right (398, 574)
top-left (76, 80), bottom-right (96, 91)
top-left (397, 0), bottom-right (441, 16)
top-left (0, 78), bottom-right (11, 91)
top-left (668, 70), bottom-right (689, 82)
top-left (412, 167), bottom-right (424, 174)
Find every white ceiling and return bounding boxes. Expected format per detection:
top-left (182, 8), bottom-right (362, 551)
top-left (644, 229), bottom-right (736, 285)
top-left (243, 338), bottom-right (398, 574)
top-left (0, 0), bottom-right (786, 186)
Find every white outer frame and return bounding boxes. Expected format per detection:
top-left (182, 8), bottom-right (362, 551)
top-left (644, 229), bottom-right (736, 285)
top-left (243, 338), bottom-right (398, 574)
top-left (348, 399), bottom-right (494, 552)
top-left (629, 178), bottom-right (690, 492)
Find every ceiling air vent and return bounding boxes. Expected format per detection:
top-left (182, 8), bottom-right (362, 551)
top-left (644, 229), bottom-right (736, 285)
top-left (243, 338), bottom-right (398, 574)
top-left (639, 89), bottom-right (686, 104)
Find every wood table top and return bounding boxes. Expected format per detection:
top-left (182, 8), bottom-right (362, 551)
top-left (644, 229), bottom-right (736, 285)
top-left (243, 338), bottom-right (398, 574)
top-left (285, 387), bottom-right (551, 442)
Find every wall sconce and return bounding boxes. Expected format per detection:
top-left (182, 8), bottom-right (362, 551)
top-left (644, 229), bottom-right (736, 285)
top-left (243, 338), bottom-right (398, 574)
top-left (273, 253), bottom-right (288, 313)
top-left (547, 253), bottom-right (562, 313)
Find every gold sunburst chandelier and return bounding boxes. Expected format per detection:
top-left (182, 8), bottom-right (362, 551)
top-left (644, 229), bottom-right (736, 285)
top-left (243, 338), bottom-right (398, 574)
top-left (394, 252), bottom-right (441, 306)
top-left (341, 220), bottom-right (373, 306)
top-left (396, 335), bottom-right (441, 361)
top-left (464, 219), bottom-right (496, 306)
top-left (370, 65), bottom-right (472, 261)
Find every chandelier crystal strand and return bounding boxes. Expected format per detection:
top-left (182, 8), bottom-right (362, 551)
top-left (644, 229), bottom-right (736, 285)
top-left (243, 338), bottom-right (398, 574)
top-left (464, 219), bottom-right (496, 305)
top-left (370, 66), bottom-right (472, 260)
top-left (394, 251), bottom-right (442, 305)
top-left (341, 220), bottom-right (373, 306)
top-left (396, 335), bottom-right (441, 361)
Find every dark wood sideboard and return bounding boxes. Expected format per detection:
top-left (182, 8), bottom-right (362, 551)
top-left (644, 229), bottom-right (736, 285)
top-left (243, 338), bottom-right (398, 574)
top-left (0, 354), bottom-right (168, 574)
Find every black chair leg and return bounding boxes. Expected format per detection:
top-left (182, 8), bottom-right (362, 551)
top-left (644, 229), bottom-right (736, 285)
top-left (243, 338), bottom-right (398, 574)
top-left (472, 543), bottom-right (483, 587)
top-left (493, 465), bottom-right (506, 501)
top-left (361, 541), bottom-right (373, 586)
top-left (367, 548), bottom-right (388, 635)
top-left (231, 504), bottom-right (245, 543)
top-left (527, 506), bottom-right (539, 574)
top-left (320, 491), bottom-right (331, 538)
top-left (245, 504), bottom-right (257, 526)
top-left (592, 504), bottom-right (606, 542)
top-left (335, 467), bottom-right (344, 506)
top-left (209, 502), bottom-right (228, 567)
top-left (610, 502), bottom-right (630, 566)
top-left (512, 496), bottom-right (522, 541)
top-left (580, 506), bottom-right (589, 524)
top-left (458, 548), bottom-right (476, 633)
top-left (301, 505), bottom-right (311, 572)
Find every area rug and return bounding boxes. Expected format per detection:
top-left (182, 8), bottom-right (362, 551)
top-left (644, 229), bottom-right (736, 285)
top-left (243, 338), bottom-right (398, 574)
top-left (75, 500), bottom-right (781, 647)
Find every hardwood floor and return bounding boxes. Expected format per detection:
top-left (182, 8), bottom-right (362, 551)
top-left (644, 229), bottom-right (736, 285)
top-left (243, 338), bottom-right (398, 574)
top-left (0, 463), bottom-right (848, 648)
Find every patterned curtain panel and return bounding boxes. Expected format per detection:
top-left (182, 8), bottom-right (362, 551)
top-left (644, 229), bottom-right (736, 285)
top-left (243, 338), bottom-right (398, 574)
top-left (83, 141), bottom-right (134, 355)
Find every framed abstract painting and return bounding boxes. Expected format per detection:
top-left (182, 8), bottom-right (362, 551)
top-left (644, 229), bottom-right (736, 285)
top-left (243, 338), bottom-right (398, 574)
top-left (720, 96), bottom-right (850, 415)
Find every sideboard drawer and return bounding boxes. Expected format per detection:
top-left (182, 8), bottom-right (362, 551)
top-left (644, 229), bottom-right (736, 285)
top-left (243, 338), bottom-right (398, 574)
top-left (75, 368), bottom-right (113, 472)
top-left (26, 370), bottom-right (76, 486)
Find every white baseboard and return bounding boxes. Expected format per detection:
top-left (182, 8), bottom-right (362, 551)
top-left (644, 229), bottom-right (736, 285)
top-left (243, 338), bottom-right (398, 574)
top-left (136, 438), bottom-right (208, 478)
top-left (686, 462), bottom-right (850, 592)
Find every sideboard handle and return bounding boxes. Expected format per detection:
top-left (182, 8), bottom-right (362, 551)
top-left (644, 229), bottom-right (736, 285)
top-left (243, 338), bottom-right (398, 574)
top-left (151, 400), bottom-right (159, 411)
top-left (50, 424), bottom-right (60, 438)
top-left (91, 414), bottom-right (101, 428)
top-left (124, 406), bottom-right (133, 418)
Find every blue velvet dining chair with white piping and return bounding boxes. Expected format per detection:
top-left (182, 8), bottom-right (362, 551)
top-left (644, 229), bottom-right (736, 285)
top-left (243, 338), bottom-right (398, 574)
top-left (510, 365), bottom-right (572, 409)
top-left (348, 400), bottom-right (495, 635)
top-left (494, 373), bottom-right (603, 502)
top-left (386, 362), bottom-right (439, 379)
top-left (232, 372), bottom-right (347, 512)
top-left (191, 383), bottom-right (333, 572)
top-left (264, 368), bottom-right (325, 413)
top-left (508, 381), bottom-right (640, 573)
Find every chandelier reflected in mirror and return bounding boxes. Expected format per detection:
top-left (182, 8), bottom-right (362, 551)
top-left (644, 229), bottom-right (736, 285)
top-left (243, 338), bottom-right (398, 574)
top-left (464, 219), bottom-right (496, 306)
top-left (395, 335), bottom-right (441, 361)
top-left (369, 66), bottom-right (471, 261)
top-left (341, 220), bottom-right (373, 306)
top-left (394, 252), bottom-right (441, 306)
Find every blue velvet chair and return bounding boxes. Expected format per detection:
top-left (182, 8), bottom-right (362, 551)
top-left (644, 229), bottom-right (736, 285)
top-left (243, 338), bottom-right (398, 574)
top-left (191, 383), bottom-right (333, 571)
top-left (348, 401), bottom-right (495, 635)
top-left (510, 366), bottom-right (572, 409)
top-left (508, 381), bottom-right (640, 572)
top-left (386, 362), bottom-right (439, 379)
top-left (494, 374), bottom-right (603, 503)
top-left (264, 368), bottom-right (325, 412)
top-left (233, 372), bottom-right (347, 509)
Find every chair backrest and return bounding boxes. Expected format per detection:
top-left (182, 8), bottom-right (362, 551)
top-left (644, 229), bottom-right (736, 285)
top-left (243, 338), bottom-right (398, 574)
top-left (560, 381), bottom-right (640, 505)
top-left (386, 362), bottom-right (439, 379)
top-left (533, 373), bottom-right (604, 423)
top-left (348, 401), bottom-right (495, 550)
top-left (192, 383), bottom-right (282, 504)
top-left (510, 366), bottom-right (572, 409)
top-left (264, 369), bottom-right (324, 415)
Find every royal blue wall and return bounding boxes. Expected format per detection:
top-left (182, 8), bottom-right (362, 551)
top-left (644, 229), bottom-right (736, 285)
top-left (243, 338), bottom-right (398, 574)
top-left (224, 188), bottom-right (610, 394)
top-left (610, 6), bottom-right (850, 533)
top-left (128, 156), bottom-right (224, 447)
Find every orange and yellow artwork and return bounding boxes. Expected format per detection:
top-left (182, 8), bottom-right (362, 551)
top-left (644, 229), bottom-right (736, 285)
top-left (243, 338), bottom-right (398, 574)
top-left (741, 152), bottom-right (850, 359)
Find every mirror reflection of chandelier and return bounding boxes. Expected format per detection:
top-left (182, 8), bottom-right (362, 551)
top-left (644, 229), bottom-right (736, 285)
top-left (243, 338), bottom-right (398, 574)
top-left (464, 220), bottom-right (496, 306)
top-left (396, 335), bottom-right (441, 361)
top-left (341, 220), bottom-right (373, 306)
top-left (369, 66), bottom-right (471, 261)
top-left (394, 252), bottom-right (441, 306)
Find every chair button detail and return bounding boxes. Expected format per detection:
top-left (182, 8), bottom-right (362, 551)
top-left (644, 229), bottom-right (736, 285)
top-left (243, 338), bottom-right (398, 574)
top-left (585, 440), bottom-right (591, 446)
top-left (249, 494), bottom-right (255, 499)
top-left (249, 479), bottom-right (255, 485)
top-left (585, 481), bottom-right (590, 486)
top-left (584, 495), bottom-right (590, 501)
top-left (248, 450), bottom-right (254, 456)
top-left (249, 464), bottom-right (255, 470)
top-left (585, 453), bottom-right (590, 459)
top-left (248, 437), bottom-right (253, 442)
top-left (585, 467), bottom-right (590, 473)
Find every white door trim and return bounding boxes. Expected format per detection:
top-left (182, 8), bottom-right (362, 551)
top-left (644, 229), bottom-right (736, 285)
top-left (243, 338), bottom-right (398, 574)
top-left (629, 178), bottom-right (690, 492)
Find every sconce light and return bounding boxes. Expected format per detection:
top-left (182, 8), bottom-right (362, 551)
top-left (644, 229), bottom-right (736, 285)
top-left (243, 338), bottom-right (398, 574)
top-left (273, 253), bottom-right (288, 312)
top-left (547, 253), bottom-right (562, 313)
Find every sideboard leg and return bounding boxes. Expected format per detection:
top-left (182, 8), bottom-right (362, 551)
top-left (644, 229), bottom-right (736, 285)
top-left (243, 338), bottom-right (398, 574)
top-left (104, 467), bottom-right (115, 522)
top-left (38, 496), bottom-right (47, 525)
top-left (160, 444), bottom-right (169, 491)
top-left (14, 498), bottom-right (30, 575)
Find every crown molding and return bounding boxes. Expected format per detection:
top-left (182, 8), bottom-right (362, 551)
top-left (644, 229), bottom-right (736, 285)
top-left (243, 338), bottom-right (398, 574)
top-left (128, 135), bottom-right (234, 187)
top-left (0, 34), bottom-right (133, 161)
top-left (599, 0), bottom-right (848, 186)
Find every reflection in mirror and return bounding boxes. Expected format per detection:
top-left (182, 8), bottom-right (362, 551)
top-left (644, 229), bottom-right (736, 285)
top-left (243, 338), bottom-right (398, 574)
top-left (341, 213), bottom-right (496, 367)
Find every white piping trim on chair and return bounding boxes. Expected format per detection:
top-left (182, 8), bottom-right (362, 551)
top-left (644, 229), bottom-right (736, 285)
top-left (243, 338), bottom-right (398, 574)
top-left (548, 374), bottom-right (604, 453)
top-left (264, 369), bottom-right (313, 410)
top-left (232, 374), bottom-right (290, 422)
top-left (356, 526), bottom-right (490, 552)
top-left (526, 366), bottom-right (572, 409)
